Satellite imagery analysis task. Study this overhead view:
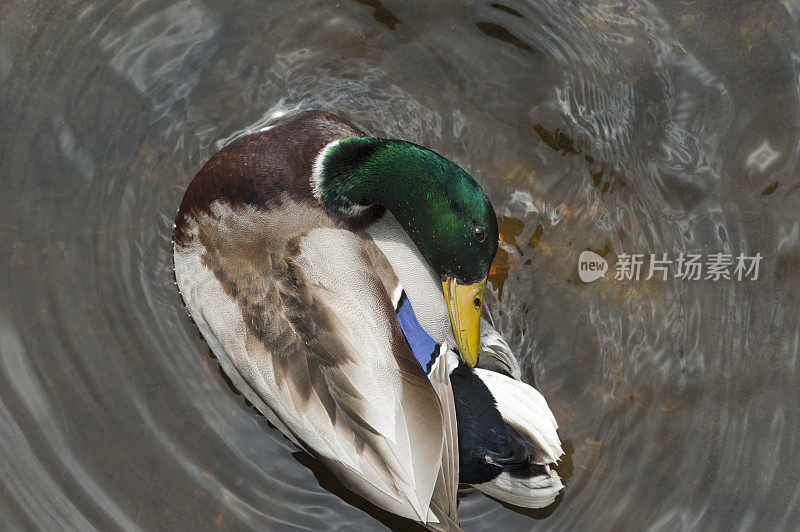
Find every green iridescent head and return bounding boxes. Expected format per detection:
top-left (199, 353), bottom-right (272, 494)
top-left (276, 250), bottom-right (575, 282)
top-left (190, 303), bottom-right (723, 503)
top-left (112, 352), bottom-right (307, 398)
top-left (317, 136), bottom-right (499, 285)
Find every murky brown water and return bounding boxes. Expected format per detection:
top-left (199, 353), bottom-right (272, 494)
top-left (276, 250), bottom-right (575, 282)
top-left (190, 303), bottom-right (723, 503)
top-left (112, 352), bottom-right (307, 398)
top-left (2, 0), bottom-right (800, 530)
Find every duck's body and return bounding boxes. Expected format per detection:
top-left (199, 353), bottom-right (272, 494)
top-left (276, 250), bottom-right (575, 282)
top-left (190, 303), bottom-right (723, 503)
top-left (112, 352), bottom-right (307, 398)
top-left (173, 110), bottom-right (556, 528)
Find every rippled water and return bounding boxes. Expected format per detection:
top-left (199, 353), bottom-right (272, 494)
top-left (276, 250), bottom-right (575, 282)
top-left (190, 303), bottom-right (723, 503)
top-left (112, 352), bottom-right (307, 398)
top-left (2, 0), bottom-right (800, 529)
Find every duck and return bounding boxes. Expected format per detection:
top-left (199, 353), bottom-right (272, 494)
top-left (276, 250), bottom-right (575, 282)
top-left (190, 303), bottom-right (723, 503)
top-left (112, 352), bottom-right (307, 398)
top-left (173, 110), bottom-right (560, 529)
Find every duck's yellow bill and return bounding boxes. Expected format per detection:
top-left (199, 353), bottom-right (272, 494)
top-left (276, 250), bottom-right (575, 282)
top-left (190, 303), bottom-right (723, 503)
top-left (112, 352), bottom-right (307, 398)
top-left (442, 275), bottom-right (486, 368)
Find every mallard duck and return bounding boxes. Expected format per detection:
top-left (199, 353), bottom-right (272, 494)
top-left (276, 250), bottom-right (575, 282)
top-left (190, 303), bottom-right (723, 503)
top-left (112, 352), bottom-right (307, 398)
top-left (173, 110), bottom-right (500, 529)
top-left (173, 112), bottom-right (561, 529)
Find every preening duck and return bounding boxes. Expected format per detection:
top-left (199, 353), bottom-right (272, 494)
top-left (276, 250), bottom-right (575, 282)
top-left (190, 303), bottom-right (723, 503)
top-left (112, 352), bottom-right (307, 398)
top-left (173, 110), bottom-right (499, 529)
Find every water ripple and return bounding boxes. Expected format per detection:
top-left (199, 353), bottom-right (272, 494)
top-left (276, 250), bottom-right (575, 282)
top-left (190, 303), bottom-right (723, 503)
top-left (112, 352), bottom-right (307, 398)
top-left (2, 0), bottom-right (800, 529)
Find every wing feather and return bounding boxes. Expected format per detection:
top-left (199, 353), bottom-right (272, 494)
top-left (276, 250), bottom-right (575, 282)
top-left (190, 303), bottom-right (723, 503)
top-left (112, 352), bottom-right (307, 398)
top-left (427, 348), bottom-right (460, 527)
top-left (174, 201), bottom-right (447, 523)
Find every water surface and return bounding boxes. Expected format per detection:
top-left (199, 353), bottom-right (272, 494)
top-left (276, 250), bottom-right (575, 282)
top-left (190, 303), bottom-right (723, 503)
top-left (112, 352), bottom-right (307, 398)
top-left (2, 0), bottom-right (800, 530)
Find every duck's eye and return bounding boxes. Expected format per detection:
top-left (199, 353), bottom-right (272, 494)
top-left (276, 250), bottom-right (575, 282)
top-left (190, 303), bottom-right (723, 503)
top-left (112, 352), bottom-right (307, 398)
top-left (472, 225), bottom-right (487, 242)
top-left (473, 297), bottom-right (481, 308)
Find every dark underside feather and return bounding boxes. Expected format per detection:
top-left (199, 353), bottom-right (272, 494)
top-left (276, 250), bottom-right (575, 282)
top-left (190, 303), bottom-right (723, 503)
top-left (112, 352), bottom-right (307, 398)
top-left (449, 362), bottom-right (531, 485)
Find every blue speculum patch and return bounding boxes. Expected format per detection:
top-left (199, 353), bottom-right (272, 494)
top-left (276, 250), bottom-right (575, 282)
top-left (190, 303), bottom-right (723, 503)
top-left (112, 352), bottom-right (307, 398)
top-left (395, 291), bottom-right (438, 372)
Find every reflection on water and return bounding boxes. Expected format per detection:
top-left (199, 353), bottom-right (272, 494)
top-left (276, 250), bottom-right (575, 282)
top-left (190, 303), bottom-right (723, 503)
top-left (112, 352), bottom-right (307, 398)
top-left (2, 0), bottom-right (800, 529)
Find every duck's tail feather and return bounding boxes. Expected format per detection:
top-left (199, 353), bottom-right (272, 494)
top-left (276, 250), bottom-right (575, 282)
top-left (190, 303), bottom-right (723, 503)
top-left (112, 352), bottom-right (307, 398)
top-left (474, 469), bottom-right (563, 509)
top-left (474, 368), bottom-right (562, 463)
top-left (470, 368), bottom-right (564, 508)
